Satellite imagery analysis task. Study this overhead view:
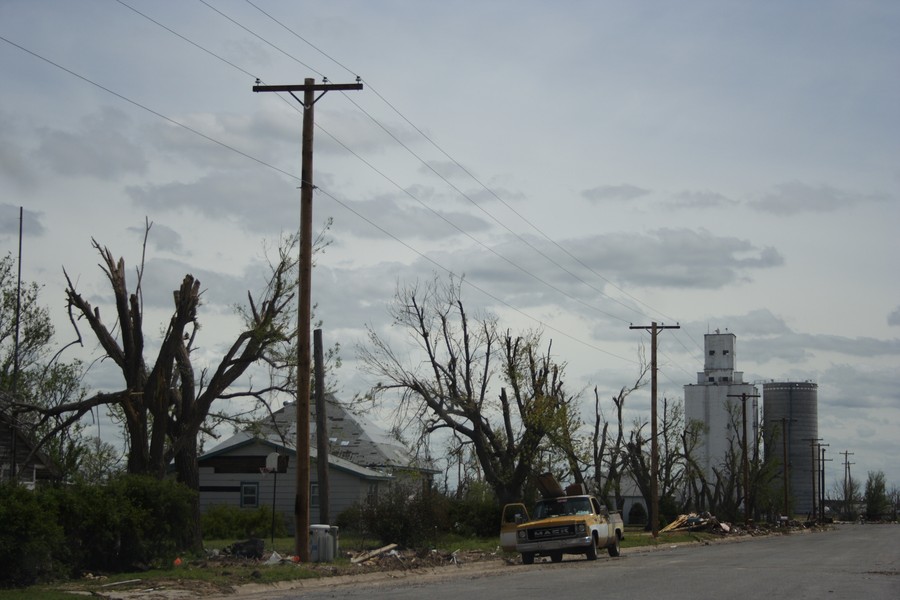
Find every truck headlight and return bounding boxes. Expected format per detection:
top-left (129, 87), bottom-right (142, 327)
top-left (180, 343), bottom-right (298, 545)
top-left (576, 523), bottom-right (586, 533)
top-left (517, 530), bottom-right (527, 540)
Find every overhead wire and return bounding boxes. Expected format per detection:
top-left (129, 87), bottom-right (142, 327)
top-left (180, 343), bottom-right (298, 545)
top-left (147, 0), bottom-right (700, 379)
top-left (113, 0), bottom-right (633, 326)
top-left (0, 32), bottom-right (638, 367)
top-left (234, 0), bottom-right (705, 376)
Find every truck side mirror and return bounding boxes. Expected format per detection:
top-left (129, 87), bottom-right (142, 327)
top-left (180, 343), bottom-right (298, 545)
top-left (515, 514), bottom-right (525, 524)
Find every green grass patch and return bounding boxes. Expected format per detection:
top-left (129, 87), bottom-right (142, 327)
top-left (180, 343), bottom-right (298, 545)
top-left (621, 529), bottom-right (717, 548)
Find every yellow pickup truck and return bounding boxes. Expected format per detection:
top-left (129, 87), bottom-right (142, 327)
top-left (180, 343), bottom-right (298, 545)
top-left (501, 494), bottom-right (624, 564)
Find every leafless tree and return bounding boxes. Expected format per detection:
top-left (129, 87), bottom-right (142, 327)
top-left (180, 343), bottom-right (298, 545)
top-left (358, 276), bottom-right (577, 505)
top-left (14, 223), bottom-right (294, 550)
top-left (624, 397), bottom-right (687, 527)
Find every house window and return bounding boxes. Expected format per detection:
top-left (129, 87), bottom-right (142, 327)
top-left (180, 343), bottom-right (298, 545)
top-left (708, 377), bottom-right (715, 382)
top-left (311, 482), bottom-right (319, 508)
top-left (367, 482), bottom-right (379, 501)
top-left (720, 376), bottom-right (730, 382)
top-left (240, 482), bottom-right (259, 508)
top-left (723, 350), bottom-right (729, 355)
top-left (709, 350), bottom-right (715, 356)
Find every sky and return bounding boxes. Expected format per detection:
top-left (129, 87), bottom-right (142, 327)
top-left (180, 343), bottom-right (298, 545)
top-left (1, 0), bottom-right (898, 492)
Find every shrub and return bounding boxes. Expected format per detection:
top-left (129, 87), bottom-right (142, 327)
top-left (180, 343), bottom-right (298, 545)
top-left (0, 483), bottom-right (66, 586)
top-left (628, 501), bottom-right (647, 527)
top-left (201, 504), bottom-right (286, 540)
top-left (345, 481), bottom-right (450, 547)
top-left (446, 484), bottom-right (501, 537)
top-left (53, 475), bottom-right (196, 572)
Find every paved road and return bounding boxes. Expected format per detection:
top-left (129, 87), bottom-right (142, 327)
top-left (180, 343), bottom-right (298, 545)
top-left (259, 524), bottom-right (899, 600)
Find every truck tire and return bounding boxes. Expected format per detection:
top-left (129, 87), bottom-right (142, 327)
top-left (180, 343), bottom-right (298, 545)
top-left (550, 551), bottom-right (563, 563)
top-left (607, 532), bottom-right (621, 557)
top-left (522, 552), bottom-right (535, 565)
top-left (586, 536), bottom-right (599, 561)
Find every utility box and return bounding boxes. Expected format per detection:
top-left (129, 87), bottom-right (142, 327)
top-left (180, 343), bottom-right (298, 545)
top-left (309, 525), bottom-right (335, 562)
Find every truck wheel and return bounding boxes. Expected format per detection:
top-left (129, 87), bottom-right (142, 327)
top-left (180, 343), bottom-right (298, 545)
top-left (586, 537), bottom-right (599, 561)
top-left (522, 552), bottom-right (535, 565)
top-left (607, 533), bottom-right (621, 557)
top-left (550, 551), bottom-right (563, 563)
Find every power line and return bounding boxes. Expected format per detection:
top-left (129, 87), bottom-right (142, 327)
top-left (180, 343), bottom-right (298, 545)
top-left (234, 0), bottom-right (706, 362)
top-left (0, 34), bottom-right (637, 367)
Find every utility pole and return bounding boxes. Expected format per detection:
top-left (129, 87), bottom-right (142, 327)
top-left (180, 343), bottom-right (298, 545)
top-left (778, 417), bottom-right (797, 520)
top-left (818, 444), bottom-right (831, 522)
top-left (728, 391), bottom-right (760, 526)
top-left (629, 321), bottom-right (679, 538)
top-left (253, 77), bottom-right (362, 561)
top-left (804, 438), bottom-right (822, 520)
top-left (841, 450), bottom-right (855, 520)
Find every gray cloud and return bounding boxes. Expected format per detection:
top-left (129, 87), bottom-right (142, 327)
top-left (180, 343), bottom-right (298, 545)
top-left (582, 184), bottom-right (650, 203)
top-left (749, 181), bottom-right (889, 215)
top-left (666, 190), bottom-right (738, 210)
top-left (34, 108), bottom-right (147, 179)
top-left (330, 190), bottom-right (493, 241)
top-left (0, 113), bottom-right (38, 192)
top-left (888, 306), bottom-right (900, 327)
top-left (127, 169), bottom-right (298, 233)
top-left (821, 363), bottom-right (898, 410)
top-left (574, 228), bottom-right (784, 289)
top-left (0, 204), bottom-right (45, 237)
top-left (126, 222), bottom-right (187, 255)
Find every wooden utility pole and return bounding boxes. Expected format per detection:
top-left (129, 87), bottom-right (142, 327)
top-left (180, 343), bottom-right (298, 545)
top-left (841, 450), bottom-right (854, 519)
top-left (818, 444), bottom-right (831, 522)
top-left (253, 77), bottom-right (362, 561)
top-left (728, 392), bottom-right (760, 525)
top-left (629, 321), bottom-right (679, 538)
top-left (803, 437), bottom-right (822, 520)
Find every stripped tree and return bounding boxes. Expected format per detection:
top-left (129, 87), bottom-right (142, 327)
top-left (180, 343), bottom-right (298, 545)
top-left (16, 222), bottom-right (294, 551)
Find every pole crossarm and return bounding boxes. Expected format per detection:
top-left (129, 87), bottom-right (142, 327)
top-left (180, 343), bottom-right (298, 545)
top-left (253, 83), bottom-right (363, 93)
top-left (253, 82), bottom-right (363, 107)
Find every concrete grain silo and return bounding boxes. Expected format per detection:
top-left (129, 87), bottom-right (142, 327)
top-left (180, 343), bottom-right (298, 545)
top-left (762, 382), bottom-right (818, 516)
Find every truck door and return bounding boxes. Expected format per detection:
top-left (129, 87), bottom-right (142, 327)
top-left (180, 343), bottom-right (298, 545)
top-left (500, 503), bottom-right (529, 552)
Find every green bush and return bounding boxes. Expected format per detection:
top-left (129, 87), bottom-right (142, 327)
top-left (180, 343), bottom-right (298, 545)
top-left (343, 481), bottom-right (450, 548)
top-left (201, 504), bottom-right (286, 540)
top-left (446, 484), bottom-right (501, 538)
top-left (53, 475), bottom-right (195, 572)
top-left (628, 501), bottom-right (647, 526)
top-left (0, 483), bottom-right (66, 587)
top-left (0, 475), bottom-right (196, 586)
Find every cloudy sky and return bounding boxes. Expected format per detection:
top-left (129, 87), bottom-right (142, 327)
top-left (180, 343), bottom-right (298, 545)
top-left (1, 1), bottom-right (898, 491)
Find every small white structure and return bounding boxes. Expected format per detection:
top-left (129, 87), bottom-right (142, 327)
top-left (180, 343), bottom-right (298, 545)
top-left (684, 331), bottom-right (758, 486)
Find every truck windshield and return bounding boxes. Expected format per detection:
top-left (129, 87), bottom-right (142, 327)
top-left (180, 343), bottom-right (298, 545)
top-left (533, 497), bottom-right (592, 518)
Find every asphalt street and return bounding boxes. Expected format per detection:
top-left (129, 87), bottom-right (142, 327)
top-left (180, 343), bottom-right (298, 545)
top-left (242, 524), bottom-right (899, 600)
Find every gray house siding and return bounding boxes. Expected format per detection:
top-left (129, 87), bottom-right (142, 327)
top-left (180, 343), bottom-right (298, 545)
top-left (198, 435), bottom-right (390, 532)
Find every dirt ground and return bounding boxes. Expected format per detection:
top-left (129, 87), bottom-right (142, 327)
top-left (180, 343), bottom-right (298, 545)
top-left (67, 548), bottom-right (514, 600)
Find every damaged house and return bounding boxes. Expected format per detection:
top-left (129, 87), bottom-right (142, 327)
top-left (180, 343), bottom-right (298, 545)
top-left (198, 394), bottom-right (437, 531)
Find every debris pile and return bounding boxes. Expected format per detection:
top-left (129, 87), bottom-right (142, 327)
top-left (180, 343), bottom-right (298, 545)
top-left (661, 513), bottom-right (731, 535)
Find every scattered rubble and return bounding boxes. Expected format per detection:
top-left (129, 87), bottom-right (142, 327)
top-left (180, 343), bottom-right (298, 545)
top-left (660, 513), bottom-right (831, 537)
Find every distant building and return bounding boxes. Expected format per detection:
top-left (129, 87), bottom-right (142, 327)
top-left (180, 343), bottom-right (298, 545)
top-left (683, 331), bottom-right (759, 492)
top-left (762, 381), bottom-right (818, 516)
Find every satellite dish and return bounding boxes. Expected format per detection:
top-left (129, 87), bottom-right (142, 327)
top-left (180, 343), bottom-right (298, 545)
top-left (266, 452), bottom-right (279, 472)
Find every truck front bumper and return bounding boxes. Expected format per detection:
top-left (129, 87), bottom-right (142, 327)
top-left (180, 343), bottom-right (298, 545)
top-left (517, 535), bottom-right (592, 554)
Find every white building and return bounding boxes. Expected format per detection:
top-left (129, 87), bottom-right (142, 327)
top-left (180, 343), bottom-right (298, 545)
top-left (683, 331), bottom-right (759, 486)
